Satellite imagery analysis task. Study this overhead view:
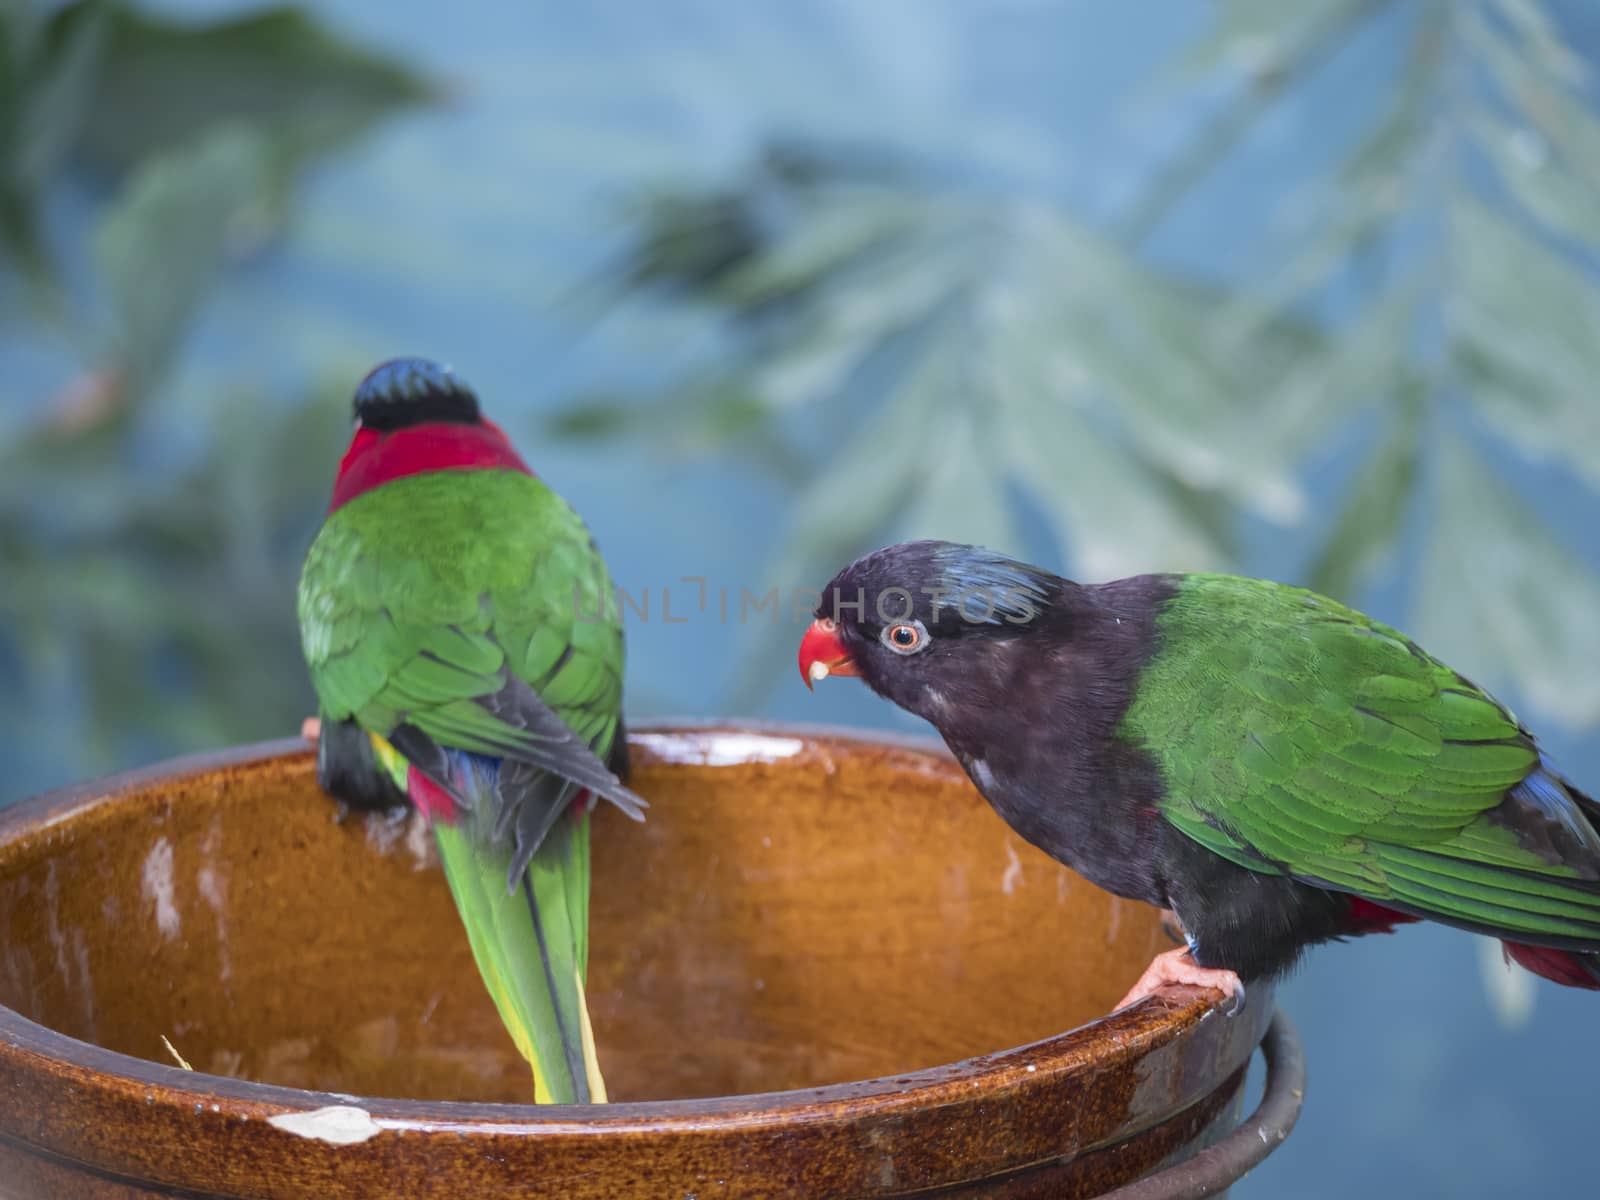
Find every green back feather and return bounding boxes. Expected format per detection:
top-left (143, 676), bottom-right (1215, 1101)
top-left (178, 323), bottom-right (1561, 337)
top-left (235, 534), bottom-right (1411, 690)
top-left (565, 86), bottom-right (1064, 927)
top-left (299, 469), bottom-right (622, 749)
top-left (1120, 574), bottom-right (1600, 944)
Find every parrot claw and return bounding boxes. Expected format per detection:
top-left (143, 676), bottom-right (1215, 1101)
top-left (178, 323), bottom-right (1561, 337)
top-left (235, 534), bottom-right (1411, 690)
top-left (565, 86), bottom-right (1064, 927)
top-left (1114, 946), bottom-right (1245, 1016)
top-left (301, 717), bottom-right (322, 744)
top-left (1227, 981), bottom-right (1247, 1017)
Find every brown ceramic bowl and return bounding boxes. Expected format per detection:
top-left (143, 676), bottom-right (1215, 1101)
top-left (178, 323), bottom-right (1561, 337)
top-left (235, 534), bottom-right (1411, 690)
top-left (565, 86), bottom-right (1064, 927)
top-left (0, 722), bottom-right (1296, 1198)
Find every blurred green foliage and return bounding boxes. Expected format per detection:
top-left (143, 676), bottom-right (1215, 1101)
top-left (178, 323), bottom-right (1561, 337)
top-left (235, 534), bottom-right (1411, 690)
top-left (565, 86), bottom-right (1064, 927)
top-left (556, 0), bottom-right (1600, 728)
top-left (0, 1), bottom-right (431, 769)
top-left (5, 0), bottom-right (1600, 793)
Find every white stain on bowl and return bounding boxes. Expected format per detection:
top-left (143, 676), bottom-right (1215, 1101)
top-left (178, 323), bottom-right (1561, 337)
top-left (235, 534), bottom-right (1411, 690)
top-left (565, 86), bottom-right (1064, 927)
top-left (267, 1104), bottom-right (383, 1145)
top-left (634, 732), bottom-right (805, 767)
top-left (1001, 842), bottom-right (1023, 896)
top-left (141, 837), bottom-right (180, 941)
top-left (198, 814), bottom-right (232, 983)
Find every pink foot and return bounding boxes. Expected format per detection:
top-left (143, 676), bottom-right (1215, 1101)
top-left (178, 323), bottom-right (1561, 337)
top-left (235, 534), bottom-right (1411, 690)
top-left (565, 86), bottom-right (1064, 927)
top-left (300, 717), bottom-right (321, 744)
top-left (1115, 946), bottom-right (1244, 1014)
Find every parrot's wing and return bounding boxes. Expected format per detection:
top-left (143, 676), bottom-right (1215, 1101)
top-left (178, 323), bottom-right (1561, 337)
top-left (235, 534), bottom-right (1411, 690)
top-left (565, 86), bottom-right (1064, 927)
top-left (309, 614), bottom-right (645, 863)
top-left (391, 698), bottom-right (642, 886)
top-left (391, 669), bottom-right (647, 817)
top-left (1129, 575), bottom-right (1600, 947)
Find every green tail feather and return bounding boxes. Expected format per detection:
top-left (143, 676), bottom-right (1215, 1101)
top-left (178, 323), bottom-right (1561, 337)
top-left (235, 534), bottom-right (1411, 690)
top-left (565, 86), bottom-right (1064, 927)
top-left (432, 811), bottom-right (605, 1103)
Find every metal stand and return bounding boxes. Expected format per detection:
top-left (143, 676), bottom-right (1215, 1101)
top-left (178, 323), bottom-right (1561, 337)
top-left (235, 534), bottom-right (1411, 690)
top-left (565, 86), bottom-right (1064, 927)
top-left (1102, 1012), bottom-right (1306, 1200)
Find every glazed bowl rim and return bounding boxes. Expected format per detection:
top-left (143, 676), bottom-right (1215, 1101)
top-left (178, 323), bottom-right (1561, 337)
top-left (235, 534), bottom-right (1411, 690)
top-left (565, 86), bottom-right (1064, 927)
top-left (0, 718), bottom-right (1228, 1133)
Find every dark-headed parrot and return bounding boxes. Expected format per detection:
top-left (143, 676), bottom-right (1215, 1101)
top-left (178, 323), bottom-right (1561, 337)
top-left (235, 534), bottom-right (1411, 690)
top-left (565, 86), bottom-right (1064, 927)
top-left (297, 357), bottom-right (644, 1101)
top-left (798, 539), bottom-right (1600, 1010)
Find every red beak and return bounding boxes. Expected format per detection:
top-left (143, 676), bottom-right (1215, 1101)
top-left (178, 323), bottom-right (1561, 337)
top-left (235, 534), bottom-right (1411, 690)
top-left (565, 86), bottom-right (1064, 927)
top-left (798, 618), bottom-right (859, 690)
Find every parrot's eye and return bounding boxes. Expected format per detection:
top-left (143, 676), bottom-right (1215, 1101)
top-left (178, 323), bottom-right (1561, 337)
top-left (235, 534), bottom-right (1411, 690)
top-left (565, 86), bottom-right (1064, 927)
top-left (882, 621), bottom-right (927, 654)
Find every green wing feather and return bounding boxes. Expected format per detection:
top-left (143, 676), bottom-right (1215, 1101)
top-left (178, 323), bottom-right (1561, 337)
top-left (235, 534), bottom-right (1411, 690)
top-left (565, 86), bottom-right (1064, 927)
top-left (1121, 574), bottom-right (1600, 945)
top-left (299, 468), bottom-right (627, 1101)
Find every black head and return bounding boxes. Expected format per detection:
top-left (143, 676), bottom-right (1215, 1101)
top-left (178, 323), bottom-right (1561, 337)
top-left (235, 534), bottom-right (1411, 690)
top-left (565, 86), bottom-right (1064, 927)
top-left (800, 540), bottom-right (1064, 716)
top-left (353, 358), bottom-right (480, 430)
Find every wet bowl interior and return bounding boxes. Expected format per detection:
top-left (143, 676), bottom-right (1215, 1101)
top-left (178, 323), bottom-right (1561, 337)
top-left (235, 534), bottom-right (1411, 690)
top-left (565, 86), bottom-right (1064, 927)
top-left (0, 724), bottom-right (1187, 1102)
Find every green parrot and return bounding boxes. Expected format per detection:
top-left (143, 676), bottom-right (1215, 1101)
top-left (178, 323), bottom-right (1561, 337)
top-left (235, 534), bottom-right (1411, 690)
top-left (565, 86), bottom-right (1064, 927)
top-left (297, 357), bottom-right (644, 1102)
top-left (801, 540), bottom-right (1600, 1007)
